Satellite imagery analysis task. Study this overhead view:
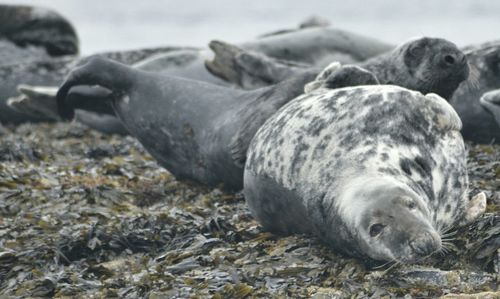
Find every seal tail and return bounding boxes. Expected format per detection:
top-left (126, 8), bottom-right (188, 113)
top-left (57, 55), bottom-right (135, 120)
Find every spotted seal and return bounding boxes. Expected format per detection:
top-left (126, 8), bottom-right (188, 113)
top-left (244, 84), bottom-right (486, 263)
top-left (207, 37), bottom-right (469, 100)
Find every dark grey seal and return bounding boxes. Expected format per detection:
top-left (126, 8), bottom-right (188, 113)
top-left (244, 84), bottom-right (485, 263)
top-left (55, 56), bottom-right (319, 190)
top-left (207, 37), bottom-right (469, 100)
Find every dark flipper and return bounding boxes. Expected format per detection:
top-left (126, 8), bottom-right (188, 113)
top-left (206, 40), bottom-right (311, 89)
top-left (57, 56), bottom-right (135, 120)
top-left (75, 110), bottom-right (128, 135)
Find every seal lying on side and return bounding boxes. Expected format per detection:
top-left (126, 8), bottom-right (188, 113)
top-left (244, 83), bottom-right (486, 263)
top-left (207, 37), bottom-right (469, 100)
top-left (0, 4), bottom-right (79, 64)
top-left (53, 38), bottom-right (469, 191)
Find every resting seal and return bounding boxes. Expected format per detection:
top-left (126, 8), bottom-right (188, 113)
top-left (0, 4), bottom-right (79, 62)
top-left (207, 37), bottom-right (469, 100)
top-left (244, 84), bottom-right (485, 263)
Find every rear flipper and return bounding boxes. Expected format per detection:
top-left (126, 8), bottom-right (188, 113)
top-left (75, 110), bottom-right (128, 135)
top-left (57, 55), bottom-right (135, 120)
top-left (304, 63), bottom-right (380, 93)
top-left (206, 40), bottom-right (311, 89)
top-left (480, 89), bottom-right (500, 127)
top-left (8, 84), bottom-right (115, 120)
top-left (8, 85), bottom-right (60, 120)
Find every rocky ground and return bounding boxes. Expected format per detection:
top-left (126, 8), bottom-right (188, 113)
top-left (0, 122), bottom-right (498, 298)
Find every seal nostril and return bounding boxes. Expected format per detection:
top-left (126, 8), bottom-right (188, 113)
top-left (444, 55), bottom-right (456, 65)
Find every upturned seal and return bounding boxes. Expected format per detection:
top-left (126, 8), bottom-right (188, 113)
top-left (244, 84), bottom-right (485, 263)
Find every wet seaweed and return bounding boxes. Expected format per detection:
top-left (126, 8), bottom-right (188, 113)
top-left (0, 122), bottom-right (498, 298)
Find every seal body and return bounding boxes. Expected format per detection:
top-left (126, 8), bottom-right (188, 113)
top-left (56, 57), bottom-right (317, 190)
top-left (244, 85), bottom-right (468, 263)
top-left (208, 37), bottom-right (468, 100)
top-left (449, 41), bottom-right (500, 143)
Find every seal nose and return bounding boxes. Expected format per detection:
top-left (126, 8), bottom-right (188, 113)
top-left (410, 232), bottom-right (441, 257)
top-left (441, 51), bottom-right (466, 67)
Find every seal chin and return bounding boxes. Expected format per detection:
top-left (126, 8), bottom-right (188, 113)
top-left (364, 228), bottom-right (442, 264)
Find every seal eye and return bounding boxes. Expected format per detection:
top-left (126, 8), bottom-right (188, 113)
top-left (408, 202), bottom-right (417, 209)
top-left (369, 224), bottom-right (385, 237)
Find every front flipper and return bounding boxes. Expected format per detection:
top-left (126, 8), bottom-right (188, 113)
top-left (304, 63), bottom-right (379, 93)
top-left (57, 55), bottom-right (135, 120)
top-left (459, 192), bottom-right (487, 226)
top-left (480, 89), bottom-right (500, 127)
top-left (206, 40), bottom-right (311, 89)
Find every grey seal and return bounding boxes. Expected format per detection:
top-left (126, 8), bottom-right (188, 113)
top-left (55, 56), bottom-right (320, 190)
top-left (244, 84), bottom-right (485, 263)
top-left (207, 37), bottom-right (469, 100)
top-left (0, 4), bottom-right (79, 62)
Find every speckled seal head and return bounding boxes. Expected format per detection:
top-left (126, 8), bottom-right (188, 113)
top-left (360, 37), bottom-right (469, 100)
top-left (244, 85), bottom-right (469, 263)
